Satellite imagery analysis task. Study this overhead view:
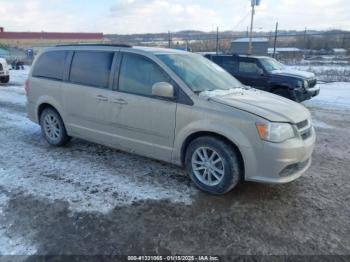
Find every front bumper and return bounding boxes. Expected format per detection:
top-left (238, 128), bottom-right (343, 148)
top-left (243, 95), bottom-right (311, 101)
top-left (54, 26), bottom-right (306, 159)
top-left (244, 127), bottom-right (316, 184)
top-left (293, 85), bottom-right (320, 102)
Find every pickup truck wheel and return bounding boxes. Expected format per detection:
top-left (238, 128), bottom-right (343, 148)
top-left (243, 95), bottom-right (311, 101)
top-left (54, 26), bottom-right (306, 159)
top-left (273, 88), bottom-right (292, 100)
top-left (40, 108), bottom-right (70, 146)
top-left (0, 76), bottom-right (9, 83)
top-left (185, 136), bottom-right (242, 195)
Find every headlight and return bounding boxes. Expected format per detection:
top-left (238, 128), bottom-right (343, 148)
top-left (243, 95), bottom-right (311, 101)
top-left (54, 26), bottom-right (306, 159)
top-left (256, 122), bottom-right (296, 143)
top-left (304, 80), bottom-right (309, 88)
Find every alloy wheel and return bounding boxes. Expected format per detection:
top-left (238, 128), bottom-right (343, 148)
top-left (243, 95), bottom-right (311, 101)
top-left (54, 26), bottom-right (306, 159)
top-left (191, 147), bottom-right (225, 186)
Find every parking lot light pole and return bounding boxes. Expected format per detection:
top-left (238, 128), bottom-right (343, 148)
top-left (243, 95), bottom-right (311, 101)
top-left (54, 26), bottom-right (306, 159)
top-left (247, 0), bottom-right (261, 55)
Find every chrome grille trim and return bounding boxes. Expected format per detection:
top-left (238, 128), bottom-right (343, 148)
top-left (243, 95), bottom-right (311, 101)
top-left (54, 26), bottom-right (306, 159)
top-left (296, 119), bottom-right (312, 140)
top-left (307, 78), bottom-right (317, 88)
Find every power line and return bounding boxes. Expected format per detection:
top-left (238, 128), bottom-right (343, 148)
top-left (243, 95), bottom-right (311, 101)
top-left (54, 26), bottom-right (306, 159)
top-left (125, 31), bottom-right (350, 43)
top-left (232, 10), bottom-right (251, 31)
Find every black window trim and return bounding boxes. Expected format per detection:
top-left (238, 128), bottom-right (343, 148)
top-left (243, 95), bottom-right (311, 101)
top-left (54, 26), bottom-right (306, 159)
top-left (67, 50), bottom-right (117, 90)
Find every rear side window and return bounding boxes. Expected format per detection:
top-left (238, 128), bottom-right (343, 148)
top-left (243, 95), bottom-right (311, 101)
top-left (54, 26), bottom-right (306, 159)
top-left (32, 51), bottom-right (68, 80)
top-left (69, 51), bottom-right (114, 88)
top-left (118, 53), bottom-right (171, 96)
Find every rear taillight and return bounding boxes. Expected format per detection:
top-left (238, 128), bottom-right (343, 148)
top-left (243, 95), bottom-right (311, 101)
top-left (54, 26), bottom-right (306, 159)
top-left (24, 79), bottom-right (30, 95)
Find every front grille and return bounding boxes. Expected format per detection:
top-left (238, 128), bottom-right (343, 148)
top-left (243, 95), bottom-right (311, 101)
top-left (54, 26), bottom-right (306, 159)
top-left (296, 119), bottom-right (308, 129)
top-left (296, 119), bottom-right (312, 140)
top-left (308, 78), bottom-right (317, 88)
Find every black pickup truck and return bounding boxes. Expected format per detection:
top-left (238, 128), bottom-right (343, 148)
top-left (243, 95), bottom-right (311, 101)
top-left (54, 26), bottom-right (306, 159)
top-left (205, 54), bottom-right (320, 102)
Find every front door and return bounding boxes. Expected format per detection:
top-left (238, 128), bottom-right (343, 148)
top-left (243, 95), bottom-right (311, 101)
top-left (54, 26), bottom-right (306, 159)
top-left (107, 52), bottom-right (177, 161)
top-left (235, 59), bottom-right (268, 90)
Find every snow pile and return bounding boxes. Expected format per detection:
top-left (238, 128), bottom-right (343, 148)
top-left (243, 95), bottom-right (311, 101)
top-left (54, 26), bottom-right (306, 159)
top-left (0, 109), bottom-right (195, 214)
top-left (289, 64), bottom-right (350, 82)
top-left (0, 67), bottom-right (29, 106)
top-left (199, 87), bottom-right (258, 97)
top-left (304, 82), bottom-right (350, 110)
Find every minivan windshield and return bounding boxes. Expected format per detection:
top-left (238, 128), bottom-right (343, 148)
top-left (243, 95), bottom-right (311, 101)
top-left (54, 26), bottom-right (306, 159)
top-left (157, 53), bottom-right (243, 93)
top-left (260, 58), bottom-right (284, 72)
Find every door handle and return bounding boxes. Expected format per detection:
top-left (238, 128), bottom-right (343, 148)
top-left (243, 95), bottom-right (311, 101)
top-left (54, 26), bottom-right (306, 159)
top-left (112, 98), bottom-right (128, 105)
top-left (96, 95), bottom-right (108, 101)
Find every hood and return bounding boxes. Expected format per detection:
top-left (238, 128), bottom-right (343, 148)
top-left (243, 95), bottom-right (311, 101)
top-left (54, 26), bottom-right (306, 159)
top-left (200, 88), bottom-right (310, 123)
top-left (271, 68), bottom-right (315, 79)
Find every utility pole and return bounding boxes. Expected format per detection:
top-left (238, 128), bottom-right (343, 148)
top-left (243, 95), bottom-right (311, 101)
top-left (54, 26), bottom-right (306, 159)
top-left (273, 22), bottom-right (278, 58)
top-left (168, 31), bottom-right (171, 48)
top-left (216, 26), bottom-right (219, 55)
top-left (247, 0), bottom-right (261, 55)
top-left (303, 27), bottom-right (307, 53)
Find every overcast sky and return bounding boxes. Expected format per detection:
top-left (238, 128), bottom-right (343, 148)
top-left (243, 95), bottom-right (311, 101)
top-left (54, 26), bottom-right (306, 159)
top-left (0, 0), bottom-right (349, 34)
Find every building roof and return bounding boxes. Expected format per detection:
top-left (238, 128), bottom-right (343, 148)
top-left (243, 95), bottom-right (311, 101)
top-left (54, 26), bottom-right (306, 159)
top-left (267, 47), bottom-right (301, 53)
top-left (333, 48), bottom-right (347, 53)
top-left (0, 31), bottom-right (103, 40)
top-left (232, 37), bottom-right (268, 43)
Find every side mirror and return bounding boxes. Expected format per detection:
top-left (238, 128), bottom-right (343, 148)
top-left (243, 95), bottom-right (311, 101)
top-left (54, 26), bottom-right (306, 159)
top-left (152, 82), bottom-right (175, 99)
top-left (257, 68), bottom-right (264, 76)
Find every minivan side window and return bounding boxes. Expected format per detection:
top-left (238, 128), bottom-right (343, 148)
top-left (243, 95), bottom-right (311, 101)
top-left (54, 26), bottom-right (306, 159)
top-left (69, 51), bottom-right (114, 88)
top-left (32, 51), bottom-right (68, 80)
top-left (118, 53), bottom-right (171, 96)
top-left (239, 61), bottom-right (261, 75)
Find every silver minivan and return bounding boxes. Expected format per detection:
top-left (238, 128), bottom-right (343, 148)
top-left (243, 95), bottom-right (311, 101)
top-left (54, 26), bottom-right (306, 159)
top-left (26, 45), bottom-right (316, 194)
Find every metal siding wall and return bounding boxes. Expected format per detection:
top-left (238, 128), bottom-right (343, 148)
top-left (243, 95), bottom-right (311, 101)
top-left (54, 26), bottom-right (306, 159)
top-left (231, 42), bottom-right (268, 55)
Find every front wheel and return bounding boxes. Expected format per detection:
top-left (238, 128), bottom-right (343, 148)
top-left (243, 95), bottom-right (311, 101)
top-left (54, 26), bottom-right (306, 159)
top-left (40, 108), bottom-right (71, 146)
top-left (185, 137), bottom-right (242, 195)
top-left (273, 88), bottom-right (294, 100)
top-left (0, 76), bottom-right (9, 83)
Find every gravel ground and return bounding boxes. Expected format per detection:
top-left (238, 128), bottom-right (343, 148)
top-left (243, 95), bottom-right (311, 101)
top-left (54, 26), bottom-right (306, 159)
top-left (0, 68), bottom-right (349, 259)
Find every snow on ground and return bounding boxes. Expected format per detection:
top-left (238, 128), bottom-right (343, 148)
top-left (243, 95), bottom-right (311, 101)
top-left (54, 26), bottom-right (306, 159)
top-left (1, 65), bottom-right (350, 255)
top-left (311, 119), bottom-right (335, 129)
top-left (0, 67), bottom-right (197, 254)
top-left (0, 67), bottom-right (29, 106)
top-left (289, 60), bottom-right (350, 82)
top-left (0, 106), bottom-right (195, 214)
top-left (303, 82), bottom-right (350, 111)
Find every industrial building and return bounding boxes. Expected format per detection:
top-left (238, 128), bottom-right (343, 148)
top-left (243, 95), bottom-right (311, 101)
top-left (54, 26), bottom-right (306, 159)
top-left (231, 37), bottom-right (269, 55)
top-left (0, 27), bottom-right (104, 48)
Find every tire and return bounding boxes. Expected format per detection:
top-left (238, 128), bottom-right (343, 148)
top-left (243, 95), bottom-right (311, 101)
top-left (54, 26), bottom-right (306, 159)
top-left (273, 88), bottom-right (292, 100)
top-left (39, 107), bottom-right (71, 146)
top-left (0, 76), bottom-right (9, 84)
top-left (185, 136), bottom-right (242, 195)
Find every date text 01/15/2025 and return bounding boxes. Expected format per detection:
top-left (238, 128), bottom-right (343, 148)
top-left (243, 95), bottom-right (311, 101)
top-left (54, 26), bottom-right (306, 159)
top-left (127, 255), bottom-right (220, 261)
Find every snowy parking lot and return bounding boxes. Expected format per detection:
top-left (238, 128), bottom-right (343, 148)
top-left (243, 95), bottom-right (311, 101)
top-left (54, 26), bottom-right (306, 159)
top-left (0, 67), bottom-right (350, 256)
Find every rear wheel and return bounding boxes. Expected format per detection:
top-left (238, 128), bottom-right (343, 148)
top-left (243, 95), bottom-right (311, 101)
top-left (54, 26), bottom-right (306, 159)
top-left (40, 108), bottom-right (70, 146)
top-left (185, 136), bottom-right (242, 195)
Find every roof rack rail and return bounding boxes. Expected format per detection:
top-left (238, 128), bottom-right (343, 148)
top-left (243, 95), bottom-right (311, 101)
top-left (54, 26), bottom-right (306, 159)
top-left (55, 43), bottom-right (132, 48)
